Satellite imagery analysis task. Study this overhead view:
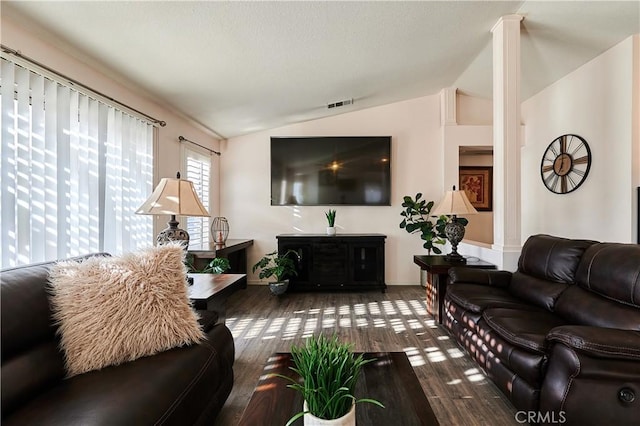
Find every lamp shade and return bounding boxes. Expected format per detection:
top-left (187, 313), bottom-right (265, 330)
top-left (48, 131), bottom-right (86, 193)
top-left (136, 177), bottom-right (209, 217)
top-left (431, 188), bottom-right (478, 216)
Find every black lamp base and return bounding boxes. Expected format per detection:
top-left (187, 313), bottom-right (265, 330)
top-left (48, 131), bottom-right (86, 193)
top-left (444, 215), bottom-right (466, 264)
top-left (156, 215), bottom-right (190, 248)
top-left (444, 252), bottom-right (466, 263)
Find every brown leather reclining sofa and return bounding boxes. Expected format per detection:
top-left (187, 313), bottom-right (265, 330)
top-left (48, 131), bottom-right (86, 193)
top-left (444, 234), bottom-right (640, 425)
top-left (1, 255), bottom-right (235, 425)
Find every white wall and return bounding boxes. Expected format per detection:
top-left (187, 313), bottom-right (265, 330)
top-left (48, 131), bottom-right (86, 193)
top-left (521, 36), bottom-right (639, 243)
top-left (221, 95), bottom-right (445, 285)
top-left (3, 18), bottom-right (222, 238)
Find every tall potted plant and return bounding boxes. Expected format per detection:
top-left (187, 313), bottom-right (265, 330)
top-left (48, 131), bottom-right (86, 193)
top-left (276, 334), bottom-right (384, 426)
top-left (252, 250), bottom-right (299, 295)
top-left (399, 192), bottom-right (455, 254)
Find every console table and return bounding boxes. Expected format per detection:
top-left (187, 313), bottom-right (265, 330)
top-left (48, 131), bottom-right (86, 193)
top-left (188, 239), bottom-right (253, 273)
top-left (277, 234), bottom-right (386, 292)
top-left (413, 255), bottom-right (495, 324)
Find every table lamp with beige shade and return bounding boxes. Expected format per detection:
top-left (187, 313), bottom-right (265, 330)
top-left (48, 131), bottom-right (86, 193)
top-left (136, 172), bottom-right (209, 247)
top-left (431, 186), bottom-right (478, 263)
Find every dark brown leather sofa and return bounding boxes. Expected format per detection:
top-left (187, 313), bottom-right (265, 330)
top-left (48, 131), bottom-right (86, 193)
top-left (1, 255), bottom-right (235, 425)
top-left (444, 234), bottom-right (640, 425)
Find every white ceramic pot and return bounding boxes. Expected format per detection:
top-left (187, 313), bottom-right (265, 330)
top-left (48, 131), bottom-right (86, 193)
top-left (326, 226), bottom-right (336, 236)
top-left (303, 400), bottom-right (355, 426)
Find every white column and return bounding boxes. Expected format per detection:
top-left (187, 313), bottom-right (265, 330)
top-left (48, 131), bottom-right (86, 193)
top-left (440, 87), bottom-right (457, 126)
top-left (491, 15), bottom-right (523, 270)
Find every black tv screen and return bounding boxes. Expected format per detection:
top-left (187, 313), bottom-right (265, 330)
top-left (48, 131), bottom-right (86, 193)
top-left (271, 136), bottom-right (391, 206)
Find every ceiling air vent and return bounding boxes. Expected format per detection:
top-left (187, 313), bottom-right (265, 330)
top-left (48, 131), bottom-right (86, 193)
top-left (327, 98), bottom-right (353, 109)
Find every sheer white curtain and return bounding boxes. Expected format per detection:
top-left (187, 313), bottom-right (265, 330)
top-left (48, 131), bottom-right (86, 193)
top-left (182, 145), bottom-right (211, 247)
top-left (0, 57), bottom-right (153, 268)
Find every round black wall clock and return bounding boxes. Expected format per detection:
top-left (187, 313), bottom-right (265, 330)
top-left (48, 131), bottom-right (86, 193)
top-left (540, 134), bottom-right (592, 194)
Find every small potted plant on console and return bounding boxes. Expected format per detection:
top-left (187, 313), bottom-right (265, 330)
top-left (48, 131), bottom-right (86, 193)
top-left (252, 250), bottom-right (299, 296)
top-left (276, 334), bottom-right (384, 426)
top-left (325, 209), bottom-right (337, 236)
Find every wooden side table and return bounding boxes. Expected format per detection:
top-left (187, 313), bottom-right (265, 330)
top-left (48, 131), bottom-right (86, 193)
top-left (413, 255), bottom-right (496, 324)
top-left (188, 239), bottom-right (253, 273)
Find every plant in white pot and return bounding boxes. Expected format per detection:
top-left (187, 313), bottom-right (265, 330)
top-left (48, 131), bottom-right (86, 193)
top-left (252, 250), bottom-right (299, 296)
top-left (276, 334), bottom-right (384, 426)
top-left (325, 209), bottom-right (337, 236)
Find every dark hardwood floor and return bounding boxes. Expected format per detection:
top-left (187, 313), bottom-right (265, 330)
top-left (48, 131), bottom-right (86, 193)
top-left (213, 285), bottom-right (518, 425)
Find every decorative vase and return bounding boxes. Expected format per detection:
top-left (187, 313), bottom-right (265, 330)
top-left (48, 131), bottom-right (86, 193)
top-left (303, 400), bottom-right (355, 426)
top-left (268, 279), bottom-right (289, 296)
top-left (326, 226), bottom-right (336, 236)
top-left (211, 217), bottom-right (229, 245)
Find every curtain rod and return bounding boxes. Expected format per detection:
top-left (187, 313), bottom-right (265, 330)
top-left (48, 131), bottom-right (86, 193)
top-left (1, 44), bottom-right (166, 128)
top-left (178, 136), bottom-right (221, 156)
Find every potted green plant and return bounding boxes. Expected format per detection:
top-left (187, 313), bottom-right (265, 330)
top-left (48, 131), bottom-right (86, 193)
top-left (276, 334), bottom-right (384, 426)
top-left (399, 192), bottom-right (457, 254)
top-left (185, 255), bottom-right (231, 274)
top-left (325, 209), bottom-right (336, 236)
top-left (252, 250), bottom-right (299, 295)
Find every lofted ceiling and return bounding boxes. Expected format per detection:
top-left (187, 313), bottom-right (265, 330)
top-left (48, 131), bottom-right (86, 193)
top-left (2, 1), bottom-right (639, 139)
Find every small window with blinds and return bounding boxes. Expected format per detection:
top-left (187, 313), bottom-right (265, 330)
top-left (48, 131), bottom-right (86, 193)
top-left (182, 146), bottom-right (211, 247)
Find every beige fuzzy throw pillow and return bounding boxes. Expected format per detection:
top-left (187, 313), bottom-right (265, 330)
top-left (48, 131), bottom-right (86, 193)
top-left (48, 243), bottom-right (205, 377)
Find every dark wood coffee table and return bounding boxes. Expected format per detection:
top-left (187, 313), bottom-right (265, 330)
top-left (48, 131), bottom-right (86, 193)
top-left (187, 273), bottom-right (246, 322)
top-left (238, 351), bottom-right (439, 426)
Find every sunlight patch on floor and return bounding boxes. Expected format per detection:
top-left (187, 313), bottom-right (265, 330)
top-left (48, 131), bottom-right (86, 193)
top-left (447, 347), bottom-right (465, 358)
top-left (407, 319), bottom-right (424, 330)
top-left (381, 300), bottom-right (397, 315)
top-left (354, 303), bottom-right (367, 315)
top-left (390, 318), bottom-right (406, 333)
top-left (266, 317), bottom-right (285, 334)
top-left (405, 347), bottom-right (426, 366)
top-left (246, 318), bottom-right (268, 339)
top-left (225, 294), bottom-right (486, 378)
top-left (229, 318), bottom-right (252, 338)
top-left (356, 318), bottom-right (369, 328)
top-left (425, 346), bottom-right (446, 363)
top-left (465, 368), bottom-right (486, 382)
top-left (367, 302), bottom-right (381, 315)
top-left (322, 317), bottom-right (336, 328)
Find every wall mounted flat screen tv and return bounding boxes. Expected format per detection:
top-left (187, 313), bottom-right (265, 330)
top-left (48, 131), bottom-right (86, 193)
top-left (271, 136), bottom-right (391, 206)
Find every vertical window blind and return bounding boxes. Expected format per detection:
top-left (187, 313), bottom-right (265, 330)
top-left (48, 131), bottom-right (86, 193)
top-left (0, 57), bottom-right (154, 268)
top-left (183, 145), bottom-right (211, 247)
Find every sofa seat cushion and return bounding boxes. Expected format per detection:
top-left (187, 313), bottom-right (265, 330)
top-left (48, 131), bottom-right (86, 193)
top-left (3, 324), bottom-right (234, 426)
top-left (483, 308), bottom-right (566, 354)
top-left (447, 283), bottom-right (534, 314)
top-left (444, 297), bottom-right (483, 330)
top-left (476, 318), bottom-right (549, 387)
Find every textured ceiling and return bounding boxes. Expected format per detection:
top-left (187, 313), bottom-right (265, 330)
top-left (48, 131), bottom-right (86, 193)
top-left (3, 1), bottom-right (639, 138)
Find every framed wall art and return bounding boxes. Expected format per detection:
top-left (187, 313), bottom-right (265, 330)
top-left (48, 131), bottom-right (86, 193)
top-left (459, 166), bottom-right (493, 212)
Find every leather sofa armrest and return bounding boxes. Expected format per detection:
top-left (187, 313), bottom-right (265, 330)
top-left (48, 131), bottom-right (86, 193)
top-left (548, 325), bottom-right (640, 361)
top-left (448, 267), bottom-right (512, 288)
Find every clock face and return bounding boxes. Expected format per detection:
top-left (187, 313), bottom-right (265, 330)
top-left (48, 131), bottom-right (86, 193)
top-left (540, 134), bottom-right (591, 194)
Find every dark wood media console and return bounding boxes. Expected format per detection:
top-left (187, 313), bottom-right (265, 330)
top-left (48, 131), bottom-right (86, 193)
top-left (277, 234), bottom-right (386, 292)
